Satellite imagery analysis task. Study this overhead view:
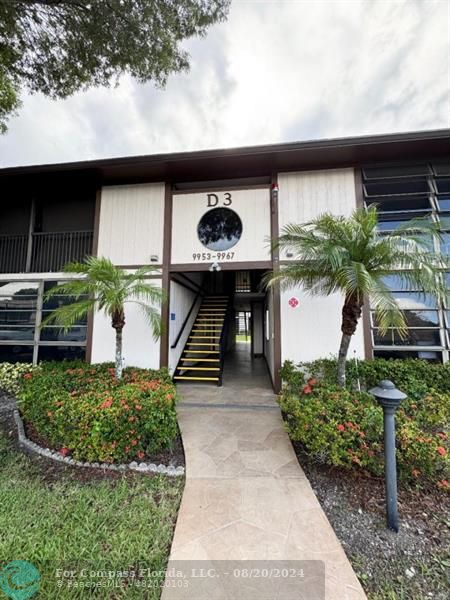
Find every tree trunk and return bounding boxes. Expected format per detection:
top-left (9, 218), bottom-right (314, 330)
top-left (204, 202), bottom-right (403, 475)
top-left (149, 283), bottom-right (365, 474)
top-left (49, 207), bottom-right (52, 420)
top-left (115, 327), bottom-right (123, 379)
top-left (338, 293), bottom-right (364, 387)
top-left (337, 333), bottom-right (352, 387)
top-left (111, 308), bottom-right (125, 380)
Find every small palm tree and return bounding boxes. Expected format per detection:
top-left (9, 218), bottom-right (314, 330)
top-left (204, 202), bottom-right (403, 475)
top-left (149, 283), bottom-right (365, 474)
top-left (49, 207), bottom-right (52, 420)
top-left (43, 257), bottom-right (165, 379)
top-left (266, 207), bottom-right (447, 387)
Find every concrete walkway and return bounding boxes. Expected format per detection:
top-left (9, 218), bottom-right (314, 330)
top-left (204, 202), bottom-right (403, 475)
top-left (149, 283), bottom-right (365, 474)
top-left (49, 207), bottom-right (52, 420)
top-left (163, 347), bottom-right (367, 599)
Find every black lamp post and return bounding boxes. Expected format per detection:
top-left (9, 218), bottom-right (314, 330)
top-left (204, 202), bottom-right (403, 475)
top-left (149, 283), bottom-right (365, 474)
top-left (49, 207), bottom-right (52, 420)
top-left (369, 379), bottom-right (407, 532)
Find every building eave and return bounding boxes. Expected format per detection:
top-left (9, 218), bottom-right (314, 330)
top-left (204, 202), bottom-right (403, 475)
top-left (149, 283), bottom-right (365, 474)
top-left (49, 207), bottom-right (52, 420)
top-left (1, 128), bottom-right (449, 187)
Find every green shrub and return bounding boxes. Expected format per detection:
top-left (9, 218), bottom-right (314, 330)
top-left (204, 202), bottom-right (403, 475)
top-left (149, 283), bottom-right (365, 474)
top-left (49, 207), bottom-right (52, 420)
top-left (0, 362), bottom-right (39, 396)
top-left (288, 357), bottom-right (450, 399)
top-left (18, 362), bottom-right (178, 463)
top-left (279, 364), bottom-right (449, 489)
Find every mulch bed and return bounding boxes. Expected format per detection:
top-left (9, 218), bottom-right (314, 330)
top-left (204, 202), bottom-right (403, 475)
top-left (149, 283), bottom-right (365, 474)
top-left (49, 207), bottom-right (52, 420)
top-left (292, 441), bottom-right (450, 600)
top-left (0, 390), bottom-right (185, 485)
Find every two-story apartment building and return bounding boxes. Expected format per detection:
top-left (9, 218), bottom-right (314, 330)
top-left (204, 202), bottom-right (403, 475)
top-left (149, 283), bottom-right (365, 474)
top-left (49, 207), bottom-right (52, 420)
top-left (1, 130), bottom-right (449, 391)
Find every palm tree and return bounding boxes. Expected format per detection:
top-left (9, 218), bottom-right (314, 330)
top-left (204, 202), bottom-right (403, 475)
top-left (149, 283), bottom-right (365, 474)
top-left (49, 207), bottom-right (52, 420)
top-left (266, 207), bottom-right (448, 387)
top-left (43, 257), bottom-right (165, 379)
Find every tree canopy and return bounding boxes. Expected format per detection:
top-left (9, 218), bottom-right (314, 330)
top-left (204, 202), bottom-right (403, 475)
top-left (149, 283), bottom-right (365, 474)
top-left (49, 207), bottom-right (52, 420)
top-left (266, 207), bottom-right (448, 386)
top-left (0, 0), bottom-right (231, 132)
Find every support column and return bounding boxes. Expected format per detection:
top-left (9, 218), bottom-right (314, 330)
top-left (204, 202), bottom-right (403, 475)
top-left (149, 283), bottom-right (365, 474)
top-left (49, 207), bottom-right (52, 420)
top-left (86, 187), bottom-right (102, 363)
top-left (160, 182), bottom-right (173, 368)
top-left (271, 173), bottom-right (282, 393)
top-left (25, 198), bottom-right (36, 273)
top-left (354, 167), bottom-right (373, 360)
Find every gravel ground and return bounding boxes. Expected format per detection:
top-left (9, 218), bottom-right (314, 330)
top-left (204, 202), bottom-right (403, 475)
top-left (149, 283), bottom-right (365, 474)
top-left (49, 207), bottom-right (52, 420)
top-left (294, 444), bottom-right (450, 600)
top-left (0, 390), bottom-right (16, 415)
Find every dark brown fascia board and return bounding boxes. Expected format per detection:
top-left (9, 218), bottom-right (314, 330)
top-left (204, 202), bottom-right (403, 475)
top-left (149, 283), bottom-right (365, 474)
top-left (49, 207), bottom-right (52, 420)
top-left (1, 129), bottom-right (449, 186)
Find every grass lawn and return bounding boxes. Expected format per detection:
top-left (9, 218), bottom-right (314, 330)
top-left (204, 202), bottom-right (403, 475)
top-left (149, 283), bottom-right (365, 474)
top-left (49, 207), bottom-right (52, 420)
top-left (0, 432), bottom-right (183, 599)
top-left (235, 335), bottom-right (251, 343)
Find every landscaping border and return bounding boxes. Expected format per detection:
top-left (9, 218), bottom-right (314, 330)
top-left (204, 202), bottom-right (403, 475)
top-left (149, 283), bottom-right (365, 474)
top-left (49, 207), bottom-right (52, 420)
top-left (13, 409), bottom-right (184, 477)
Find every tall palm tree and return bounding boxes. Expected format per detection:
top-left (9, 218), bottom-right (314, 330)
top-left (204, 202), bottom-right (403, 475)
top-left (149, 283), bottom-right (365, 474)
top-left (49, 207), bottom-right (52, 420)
top-left (266, 207), bottom-right (448, 387)
top-left (43, 257), bottom-right (165, 379)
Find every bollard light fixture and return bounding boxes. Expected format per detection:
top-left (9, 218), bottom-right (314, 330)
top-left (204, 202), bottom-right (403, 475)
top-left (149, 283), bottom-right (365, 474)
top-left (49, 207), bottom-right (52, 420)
top-left (369, 379), bottom-right (407, 532)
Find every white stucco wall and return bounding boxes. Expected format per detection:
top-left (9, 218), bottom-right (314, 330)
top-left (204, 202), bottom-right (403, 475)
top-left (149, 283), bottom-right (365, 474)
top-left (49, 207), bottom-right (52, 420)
top-left (168, 274), bottom-right (203, 372)
top-left (171, 188), bottom-right (271, 265)
top-left (97, 183), bottom-right (165, 265)
top-left (90, 278), bottom-right (162, 369)
top-left (280, 289), bottom-right (365, 363)
top-left (278, 168), bottom-right (365, 364)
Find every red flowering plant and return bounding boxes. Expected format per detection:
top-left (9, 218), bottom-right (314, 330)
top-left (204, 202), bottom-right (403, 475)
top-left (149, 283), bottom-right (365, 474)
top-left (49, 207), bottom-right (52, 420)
top-left (279, 360), bottom-right (449, 489)
top-left (18, 362), bottom-right (178, 463)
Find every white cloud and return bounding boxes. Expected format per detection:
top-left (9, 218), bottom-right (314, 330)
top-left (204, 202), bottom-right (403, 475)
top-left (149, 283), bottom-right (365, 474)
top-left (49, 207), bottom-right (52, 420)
top-left (0, 0), bottom-right (448, 167)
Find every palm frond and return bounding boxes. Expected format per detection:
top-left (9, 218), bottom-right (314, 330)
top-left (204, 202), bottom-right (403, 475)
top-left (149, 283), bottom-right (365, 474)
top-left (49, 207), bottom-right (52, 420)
top-left (263, 263), bottom-right (338, 295)
top-left (128, 301), bottom-right (163, 340)
top-left (43, 278), bottom-right (94, 300)
top-left (267, 207), bottom-right (445, 340)
top-left (124, 264), bottom-right (162, 284)
top-left (334, 262), bottom-right (372, 300)
top-left (41, 299), bottom-right (94, 331)
top-left (369, 286), bottom-right (408, 338)
top-left (128, 282), bottom-right (165, 305)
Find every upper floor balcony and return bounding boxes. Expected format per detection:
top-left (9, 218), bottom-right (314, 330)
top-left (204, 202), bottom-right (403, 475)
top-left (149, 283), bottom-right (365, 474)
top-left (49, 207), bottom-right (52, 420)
top-left (0, 230), bottom-right (94, 273)
top-left (0, 187), bottom-right (96, 274)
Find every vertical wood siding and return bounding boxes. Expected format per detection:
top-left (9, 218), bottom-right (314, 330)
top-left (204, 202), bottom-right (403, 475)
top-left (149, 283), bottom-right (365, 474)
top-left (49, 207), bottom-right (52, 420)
top-left (171, 188), bottom-right (271, 265)
top-left (277, 168), bottom-right (365, 363)
top-left (97, 183), bottom-right (165, 265)
top-left (278, 168), bottom-right (357, 232)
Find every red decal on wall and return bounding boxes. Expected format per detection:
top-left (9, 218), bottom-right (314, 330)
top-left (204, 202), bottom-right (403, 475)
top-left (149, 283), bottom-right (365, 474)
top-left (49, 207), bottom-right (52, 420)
top-left (288, 297), bottom-right (299, 308)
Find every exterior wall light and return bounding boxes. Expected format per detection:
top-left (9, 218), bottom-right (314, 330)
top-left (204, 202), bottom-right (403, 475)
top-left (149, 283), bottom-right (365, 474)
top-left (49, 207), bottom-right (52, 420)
top-left (369, 379), bottom-right (407, 532)
top-left (209, 262), bottom-right (221, 272)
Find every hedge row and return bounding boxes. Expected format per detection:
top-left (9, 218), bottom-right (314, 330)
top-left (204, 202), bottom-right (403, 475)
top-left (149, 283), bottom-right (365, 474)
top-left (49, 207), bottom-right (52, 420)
top-left (280, 359), bottom-right (449, 489)
top-left (17, 362), bottom-right (178, 463)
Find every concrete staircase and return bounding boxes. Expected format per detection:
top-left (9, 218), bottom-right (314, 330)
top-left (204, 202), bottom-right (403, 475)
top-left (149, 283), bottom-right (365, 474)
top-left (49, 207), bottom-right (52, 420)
top-left (173, 296), bottom-right (229, 385)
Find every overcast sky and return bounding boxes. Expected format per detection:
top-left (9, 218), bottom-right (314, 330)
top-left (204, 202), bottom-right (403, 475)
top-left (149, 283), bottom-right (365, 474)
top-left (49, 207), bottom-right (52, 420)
top-left (0, 0), bottom-right (449, 167)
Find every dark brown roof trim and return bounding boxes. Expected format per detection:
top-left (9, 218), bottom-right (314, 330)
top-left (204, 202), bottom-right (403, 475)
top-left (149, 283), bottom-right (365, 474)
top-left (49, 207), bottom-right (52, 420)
top-left (1, 129), bottom-right (449, 186)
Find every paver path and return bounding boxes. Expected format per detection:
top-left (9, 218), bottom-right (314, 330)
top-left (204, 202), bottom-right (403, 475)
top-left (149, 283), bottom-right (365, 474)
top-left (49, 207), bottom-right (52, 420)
top-left (163, 352), bottom-right (367, 599)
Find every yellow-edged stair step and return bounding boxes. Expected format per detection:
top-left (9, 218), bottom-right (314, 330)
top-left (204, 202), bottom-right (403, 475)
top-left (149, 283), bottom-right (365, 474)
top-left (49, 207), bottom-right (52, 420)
top-left (174, 376), bottom-right (219, 381)
top-left (195, 317), bottom-right (224, 320)
top-left (183, 350), bottom-right (220, 354)
top-left (174, 296), bottom-right (229, 385)
top-left (179, 367), bottom-right (220, 371)
top-left (186, 342), bottom-right (220, 346)
top-left (180, 358), bottom-right (220, 362)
